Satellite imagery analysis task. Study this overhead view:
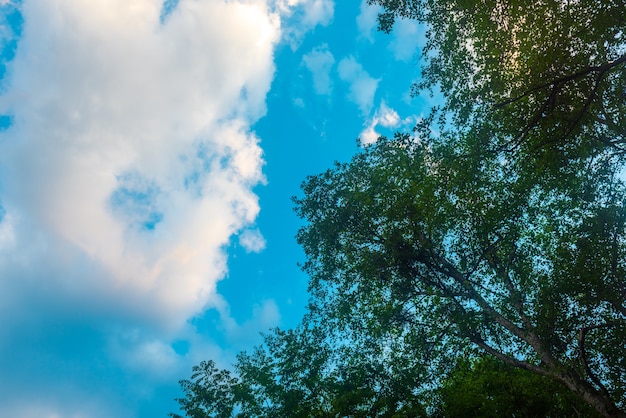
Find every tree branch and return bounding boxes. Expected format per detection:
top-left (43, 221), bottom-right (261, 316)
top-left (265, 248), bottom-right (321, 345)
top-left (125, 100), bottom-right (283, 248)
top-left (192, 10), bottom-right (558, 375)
top-left (482, 234), bottom-right (533, 331)
top-left (417, 242), bottom-right (561, 368)
top-left (494, 53), bottom-right (626, 154)
top-left (467, 333), bottom-right (550, 376)
top-left (578, 323), bottom-right (617, 401)
top-left (494, 53), bottom-right (626, 109)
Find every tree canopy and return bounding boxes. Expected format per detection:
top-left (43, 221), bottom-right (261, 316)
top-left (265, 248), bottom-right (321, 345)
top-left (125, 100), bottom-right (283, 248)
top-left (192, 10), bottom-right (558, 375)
top-left (173, 0), bottom-right (626, 416)
top-left (171, 319), bottom-right (604, 417)
top-left (371, 0), bottom-right (626, 167)
top-left (295, 132), bottom-right (625, 416)
top-left (170, 322), bottom-right (429, 417)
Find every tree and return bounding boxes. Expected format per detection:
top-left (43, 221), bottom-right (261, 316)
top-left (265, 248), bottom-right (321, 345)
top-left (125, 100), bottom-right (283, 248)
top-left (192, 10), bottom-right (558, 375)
top-left (292, 1), bottom-right (626, 415)
top-left (294, 132), bottom-right (626, 416)
top-left (170, 360), bottom-right (240, 418)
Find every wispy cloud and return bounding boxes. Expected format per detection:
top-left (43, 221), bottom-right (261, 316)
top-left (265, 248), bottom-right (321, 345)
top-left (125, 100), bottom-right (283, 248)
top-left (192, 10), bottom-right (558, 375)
top-left (356, 0), bottom-right (381, 42)
top-left (388, 18), bottom-right (426, 62)
top-left (239, 228), bottom-right (267, 253)
top-left (302, 43), bottom-right (335, 96)
top-left (359, 101), bottom-right (417, 146)
top-left (217, 299), bottom-right (281, 345)
top-left (337, 55), bottom-right (380, 116)
top-left (275, 0), bottom-right (334, 48)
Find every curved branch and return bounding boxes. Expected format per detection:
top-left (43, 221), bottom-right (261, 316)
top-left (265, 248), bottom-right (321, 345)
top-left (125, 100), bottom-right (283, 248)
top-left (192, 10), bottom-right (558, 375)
top-left (578, 323), bottom-right (616, 401)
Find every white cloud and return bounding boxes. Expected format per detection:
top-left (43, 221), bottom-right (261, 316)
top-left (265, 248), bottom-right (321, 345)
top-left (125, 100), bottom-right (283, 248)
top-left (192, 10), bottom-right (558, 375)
top-left (276, 0), bottom-right (334, 27)
top-left (276, 0), bottom-right (334, 48)
top-left (337, 56), bottom-right (380, 116)
top-left (359, 102), bottom-right (406, 146)
top-left (0, 0), bottom-right (280, 329)
top-left (301, 0), bottom-right (334, 27)
top-left (239, 228), bottom-right (267, 253)
top-left (0, 0), bottom-right (432, 411)
top-left (302, 43), bottom-right (335, 95)
top-left (356, 0), bottom-right (381, 42)
top-left (119, 338), bottom-right (180, 379)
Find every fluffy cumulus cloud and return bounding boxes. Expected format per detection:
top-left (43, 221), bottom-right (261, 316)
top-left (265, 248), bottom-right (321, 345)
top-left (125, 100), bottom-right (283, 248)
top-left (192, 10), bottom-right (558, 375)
top-left (302, 43), bottom-right (335, 96)
top-left (0, 0), bottom-right (277, 330)
top-left (337, 55), bottom-right (380, 116)
top-left (0, 0), bottom-right (309, 415)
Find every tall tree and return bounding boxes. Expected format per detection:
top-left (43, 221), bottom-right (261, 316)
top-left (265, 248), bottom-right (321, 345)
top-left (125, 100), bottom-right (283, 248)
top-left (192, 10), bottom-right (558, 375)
top-left (287, 1), bottom-right (626, 414)
top-left (295, 132), bottom-right (626, 416)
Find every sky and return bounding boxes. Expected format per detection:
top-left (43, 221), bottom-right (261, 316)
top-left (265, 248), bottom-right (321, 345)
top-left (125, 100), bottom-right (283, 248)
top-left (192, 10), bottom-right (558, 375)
top-left (0, 0), bottom-right (431, 416)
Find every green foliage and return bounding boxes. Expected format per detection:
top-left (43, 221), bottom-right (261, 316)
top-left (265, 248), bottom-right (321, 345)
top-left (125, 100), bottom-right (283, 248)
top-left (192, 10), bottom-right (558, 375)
top-left (170, 360), bottom-right (239, 418)
top-left (370, 0), bottom-right (626, 178)
top-left (433, 356), bottom-right (603, 417)
top-left (171, 323), bottom-right (429, 417)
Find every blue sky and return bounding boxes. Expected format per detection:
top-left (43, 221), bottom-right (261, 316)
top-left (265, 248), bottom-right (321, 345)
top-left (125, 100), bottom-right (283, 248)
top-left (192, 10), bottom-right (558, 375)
top-left (0, 0), bottom-right (431, 416)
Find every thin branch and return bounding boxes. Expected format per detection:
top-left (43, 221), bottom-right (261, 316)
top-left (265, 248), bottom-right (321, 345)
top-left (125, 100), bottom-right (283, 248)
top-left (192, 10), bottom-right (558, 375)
top-left (482, 233), bottom-right (526, 308)
top-left (494, 54), bottom-right (626, 109)
top-left (493, 53), bottom-right (626, 154)
top-left (499, 82), bottom-right (560, 154)
top-left (578, 323), bottom-right (616, 401)
top-left (468, 333), bottom-right (550, 376)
